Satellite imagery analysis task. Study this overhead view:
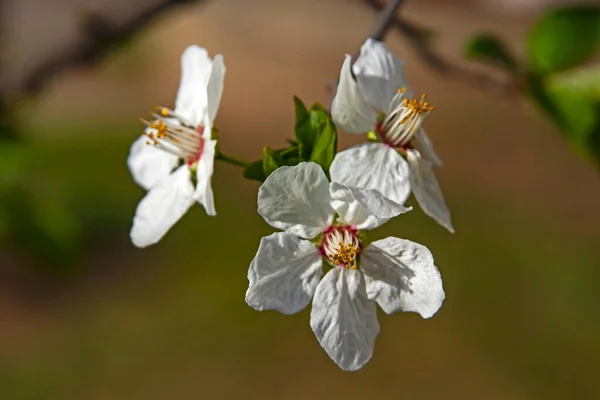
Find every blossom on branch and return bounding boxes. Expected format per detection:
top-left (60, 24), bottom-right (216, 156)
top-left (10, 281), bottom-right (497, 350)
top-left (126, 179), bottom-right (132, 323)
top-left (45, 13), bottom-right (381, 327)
top-left (127, 45), bottom-right (225, 247)
top-left (246, 162), bottom-right (445, 371)
top-left (331, 39), bottom-right (454, 232)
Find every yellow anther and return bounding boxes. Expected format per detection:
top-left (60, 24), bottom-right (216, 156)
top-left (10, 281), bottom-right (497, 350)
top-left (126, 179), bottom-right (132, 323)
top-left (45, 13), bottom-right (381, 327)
top-left (331, 243), bottom-right (359, 269)
top-left (161, 107), bottom-right (169, 116)
top-left (400, 93), bottom-right (435, 122)
top-left (398, 87), bottom-right (408, 93)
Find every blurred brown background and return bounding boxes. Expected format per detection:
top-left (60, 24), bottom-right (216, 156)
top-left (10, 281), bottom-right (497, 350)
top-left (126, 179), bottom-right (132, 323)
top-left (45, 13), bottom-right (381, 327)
top-left (1, 0), bottom-right (600, 399)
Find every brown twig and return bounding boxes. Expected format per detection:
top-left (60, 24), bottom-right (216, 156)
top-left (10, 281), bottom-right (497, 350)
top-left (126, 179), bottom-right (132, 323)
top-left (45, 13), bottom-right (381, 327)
top-left (364, 0), bottom-right (407, 42)
top-left (328, 0), bottom-right (406, 107)
top-left (0, 0), bottom-right (208, 101)
top-left (361, 0), bottom-right (516, 95)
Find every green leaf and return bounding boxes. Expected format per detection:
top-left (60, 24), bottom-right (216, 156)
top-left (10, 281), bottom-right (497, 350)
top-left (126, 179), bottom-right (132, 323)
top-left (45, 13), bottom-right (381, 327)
top-left (293, 96), bottom-right (309, 125)
top-left (528, 6), bottom-right (600, 74)
top-left (285, 157), bottom-right (301, 166)
top-left (243, 159), bottom-right (266, 182)
top-left (262, 146), bottom-right (282, 177)
top-left (242, 145), bottom-right (301, 182)
top-left (293, 98), bottom-right (330, 160)
top-left (464, 33), bottom-right (518, 72)
top-left (526, 69), bottom-right (600, 166)
top-left (309, 119), bottom-right (337, 173)
top-left (549, 67), bottom-right (600, 100)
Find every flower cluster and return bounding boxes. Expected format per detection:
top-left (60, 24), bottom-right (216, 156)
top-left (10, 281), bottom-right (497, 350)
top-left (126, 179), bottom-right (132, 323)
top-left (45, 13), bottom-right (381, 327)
top-left (127, 40), bottom-right (453, 371)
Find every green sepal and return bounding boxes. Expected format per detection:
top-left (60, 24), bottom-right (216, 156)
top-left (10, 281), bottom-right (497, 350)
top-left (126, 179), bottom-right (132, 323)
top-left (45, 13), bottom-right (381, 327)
top-left (243, 159), bottom-right (266, 182)
top-left (262, 146), bottom-right (282, 177)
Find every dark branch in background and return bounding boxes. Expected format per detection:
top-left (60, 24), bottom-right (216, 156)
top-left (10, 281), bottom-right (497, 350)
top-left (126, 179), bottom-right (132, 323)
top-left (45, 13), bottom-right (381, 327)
top-left (361, 0), bottom-right (516, 95)
top-left (329, 0), bottom-right (406, 108)
top-left (364, 0), bottom-right (407, 42)
top-left (0, 0), bottom-right (207, 101)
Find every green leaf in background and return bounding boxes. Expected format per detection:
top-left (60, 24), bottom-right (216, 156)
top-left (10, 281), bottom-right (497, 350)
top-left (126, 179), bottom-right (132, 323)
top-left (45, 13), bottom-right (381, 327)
top-left (309, 119), bottom-right (337, 174)
top-left (550, 67), bottom-right (600, 100)
top-left (545, 67), bottom-right (600, 164)
top-left (528, 5), bottom-right (600, 74)
top-left (464, 33), bottom-right (518, 73)
top-left (527, 66), bottom-right (600, 167)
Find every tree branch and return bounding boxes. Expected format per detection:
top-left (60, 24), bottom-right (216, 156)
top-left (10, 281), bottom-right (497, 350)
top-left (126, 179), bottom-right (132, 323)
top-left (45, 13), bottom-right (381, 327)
top-left (329, 0), bottom-right (406, 109)
top-left (0, 0), bottom-right (209, 101)
top-left (361, 0), bottom-right (516, 95)
top-left (364, 0), bottom-right (407, 42)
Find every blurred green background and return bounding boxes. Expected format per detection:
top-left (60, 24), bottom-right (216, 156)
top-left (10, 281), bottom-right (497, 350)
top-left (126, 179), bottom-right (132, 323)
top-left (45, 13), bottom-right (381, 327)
top-left (1, 0), bottom-right (600, 398)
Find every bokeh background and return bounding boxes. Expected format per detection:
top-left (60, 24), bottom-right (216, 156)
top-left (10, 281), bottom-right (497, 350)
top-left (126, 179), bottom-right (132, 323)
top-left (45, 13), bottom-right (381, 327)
top-left (1, 0), bottom-right (600, 398)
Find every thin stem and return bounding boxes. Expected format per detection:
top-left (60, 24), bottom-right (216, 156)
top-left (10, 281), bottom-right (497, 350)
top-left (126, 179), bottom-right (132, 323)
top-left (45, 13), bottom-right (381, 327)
top-left (360, 0), bottom-right (516, 96)
top-left (215, 152), bottom-right (250, 168)
top-left (330, 0), bottom-right (406, 110)
top-left (365, 0), bottom-right (406, 42)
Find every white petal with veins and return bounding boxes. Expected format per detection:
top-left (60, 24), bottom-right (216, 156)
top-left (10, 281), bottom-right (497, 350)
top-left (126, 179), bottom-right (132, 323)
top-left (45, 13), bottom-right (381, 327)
top-left (407, 149), bottom-right (454, 233)
top-left (330, 182), bottom-right (410, 230)
top-left (127, 135), bottom-right (178, 190)
top-left (258, 163), bottom-right (334, 239)
top-left (310, 267), bottom-right (379, 371)
top-left (193, 139), bottom-right (217, 216)
top-left (361, 237), bottom-right (445, 318)
top-left (330, 143), bottom-right (411, 206)
top-left (130, 165), bottom-right (195, 248)
top-left (246, 232), bottom-right (323, 315)
top-left (331, 55), bottom-right (378, 134)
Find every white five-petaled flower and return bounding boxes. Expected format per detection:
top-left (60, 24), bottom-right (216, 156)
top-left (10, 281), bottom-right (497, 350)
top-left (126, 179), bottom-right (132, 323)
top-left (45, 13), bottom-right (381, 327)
top-left (246, 162), bottom-right (445, 371)
top-left (127, 45), bottom-right (225, 248)
top-left (330, 38), bottom-right (454, 232)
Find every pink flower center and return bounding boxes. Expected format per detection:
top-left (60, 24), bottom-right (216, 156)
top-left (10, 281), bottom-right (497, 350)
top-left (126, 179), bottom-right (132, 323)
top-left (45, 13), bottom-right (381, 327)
top-left (319, 225), bottom-right (362, 269)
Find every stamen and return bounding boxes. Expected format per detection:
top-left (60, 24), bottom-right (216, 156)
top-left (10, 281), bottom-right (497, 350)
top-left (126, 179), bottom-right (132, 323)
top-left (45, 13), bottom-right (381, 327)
top-left (138, 108), bottom-right (205, 165)
top-left (378, 89), bottom-right (435, 148)
top-left (320, 226), bottom-right (361, 269)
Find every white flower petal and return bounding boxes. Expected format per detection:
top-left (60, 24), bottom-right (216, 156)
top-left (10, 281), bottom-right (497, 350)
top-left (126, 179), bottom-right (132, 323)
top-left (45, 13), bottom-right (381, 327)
top-left (330, 182), bottom-right (410, 230)
top-left (330, 142), bottom-right (411, 206)
top-left (193, 139), bottom-right (217, 216)
top-left (310, 267), bottom-right (379, 371)
top-left (353, 38), bottom-right (409, 113)
top-left (407, 149), bottom-right (454, 233)
top-left (331, 55), bottom-right (378, 134)
top-left (258, 162), bottom-right (334, 239)
top-left (413, 128), bottom-right (443, 167)
top-left (360, 237), bottom-right (445, 319)
top-left (127, 135), bottom-right (179, 190)
top-left (246, 232), bottom-right (323, 315)
top-left (204, 54), bottom-right (225, 133)
top-left (175, 45), bottom-right (212, 127)
top-left (130, 165), bottom-right (195, 248)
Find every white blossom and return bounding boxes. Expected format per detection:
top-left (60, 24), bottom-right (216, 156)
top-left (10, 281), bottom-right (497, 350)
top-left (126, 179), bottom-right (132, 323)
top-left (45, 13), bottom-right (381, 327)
top-left (330, 39), bottom-right (453, 232)
top-left (246, 162), bottom-right (445, 371)
top-left (127, 45), bottom-right (225, 247)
